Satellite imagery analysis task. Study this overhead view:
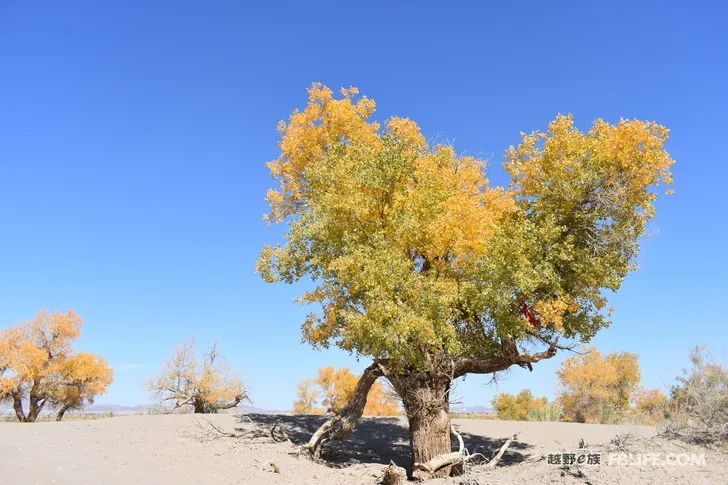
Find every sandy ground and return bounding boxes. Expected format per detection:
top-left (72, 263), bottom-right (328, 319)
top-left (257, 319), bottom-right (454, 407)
top-left (1, 413), bottom-right (725, 484)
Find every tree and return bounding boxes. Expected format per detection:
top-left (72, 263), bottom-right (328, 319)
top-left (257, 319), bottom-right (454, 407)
top-left (557, 349), bottom-right (640, 423)
top-left (148, 340), bottom-right (248, 413)
top-left (633, 387), bottom-right (668, 424)
top-left (0, 310), bottom-right (113, 422)
top-left (492, 389), bottom-right (547, 421)
top-left (258, 84), bottom-right (674, 478)
top-left (293, 366), bottom-right (400, 416)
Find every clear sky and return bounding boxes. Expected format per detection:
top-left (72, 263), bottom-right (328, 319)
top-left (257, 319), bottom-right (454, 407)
top-left (1, 1), bottom-right (726, 410)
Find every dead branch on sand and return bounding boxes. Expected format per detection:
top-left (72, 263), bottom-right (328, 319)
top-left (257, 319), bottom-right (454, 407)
top-left (193, 416), bottom-right (290, 444)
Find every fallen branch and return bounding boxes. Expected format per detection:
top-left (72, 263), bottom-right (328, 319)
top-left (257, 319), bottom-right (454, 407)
top-left (271, 420), bottom-right (290, 442)
top-left (484, 433), bottom-right (518, 468)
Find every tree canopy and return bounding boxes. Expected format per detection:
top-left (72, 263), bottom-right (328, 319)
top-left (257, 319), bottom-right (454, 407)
top-left (258, 84), bottom-right (674, 371)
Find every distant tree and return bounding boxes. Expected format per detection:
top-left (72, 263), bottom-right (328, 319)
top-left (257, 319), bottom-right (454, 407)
top-left (293, 379), bottom-right (323, 415)
top-left (0, 310), bottom-right (113, 422)
top-left (293, 366), bottom-right (400, 416)
top-left (557, 349), bottom-right (640, 423)
top-left (148, 340), bottom-right (248, 414)
top-left (258, 84), bottom-right (674, 476)
top-left (492, 389), bottom-right (548, 421)
top-left (632, 387), bottom-right (668, 424)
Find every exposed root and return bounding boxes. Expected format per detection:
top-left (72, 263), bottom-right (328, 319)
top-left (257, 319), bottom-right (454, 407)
top-left (382, 461), bottom-right (407, 485)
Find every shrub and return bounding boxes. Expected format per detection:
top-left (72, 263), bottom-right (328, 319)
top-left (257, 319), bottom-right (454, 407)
top-left (668, 346), bottom-right (728, 443)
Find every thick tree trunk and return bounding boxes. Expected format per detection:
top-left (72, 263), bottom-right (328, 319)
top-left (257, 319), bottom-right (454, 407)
top-left (389, 372), bottom-right (455, 480)
top-left (193, 399), bottom-right (208, 414)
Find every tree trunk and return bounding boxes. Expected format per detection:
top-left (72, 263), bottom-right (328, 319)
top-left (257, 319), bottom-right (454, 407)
top-left (13, 395), bottom-right (27, 422)
top-left (389, 372), bottom-right (455, 480)
top-left (193, 399), bottom-right (207, 414)
top-left (303, 361), bottom-right (385, 458)
top-left (26, 396), bottom-right (45, 422)
top-left (56, 405), bottom-right (71, 421)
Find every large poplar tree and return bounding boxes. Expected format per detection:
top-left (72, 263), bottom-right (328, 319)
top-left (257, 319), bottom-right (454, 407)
top-left (258, 84), bottom-right (673, 478)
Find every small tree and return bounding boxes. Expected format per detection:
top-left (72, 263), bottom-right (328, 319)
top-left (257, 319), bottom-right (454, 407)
top-left (557, 349), bottom-right (640, 423)
top-left (293, 366), bottom-right (400, 416)
top-left (148, 340), bottom-right (248, 413)
top-left (0, 310), bottom-right (113, 422)
top-left (492, 389), bottom-right (547, 421)
top-left (258, 84), bottom-right (673, 477)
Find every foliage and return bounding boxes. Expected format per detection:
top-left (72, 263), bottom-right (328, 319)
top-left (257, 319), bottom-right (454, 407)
top-left (491, 389), bottom-right (548, 421)
top-left (669, 346), bottom-right (728, 442)
top-left (557, 349), bottom-right (640, 423)
top-left (293, 366), bottom-right (400, 416)
top-left (0, 310), bottom-right (113, 422)
top-left (527, 402), bottom-right (563, 422)
top-left (632, 387), bottom-right (669, 424)
top-left (148, 340), bottom-right (248, 414)
top-left (258, 84), bottom-right (674, 371)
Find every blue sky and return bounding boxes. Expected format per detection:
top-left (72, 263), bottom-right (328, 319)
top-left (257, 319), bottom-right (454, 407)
top-left (1, 1), bottom-right (726, 409)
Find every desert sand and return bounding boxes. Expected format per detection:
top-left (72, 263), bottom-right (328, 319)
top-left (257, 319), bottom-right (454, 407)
top-left (1, 413), bottom-right (725, 484)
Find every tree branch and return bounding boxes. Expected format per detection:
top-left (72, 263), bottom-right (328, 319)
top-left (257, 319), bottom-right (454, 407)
top-left (453, 344), bottom-right (557, 378)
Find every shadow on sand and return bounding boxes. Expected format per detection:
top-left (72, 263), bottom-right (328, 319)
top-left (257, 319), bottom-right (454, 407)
top-left (239, 414), bottom-right (532, 470)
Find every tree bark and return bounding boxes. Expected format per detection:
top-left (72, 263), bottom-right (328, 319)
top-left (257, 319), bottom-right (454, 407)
top-left (193, 399), bottom-right (208, 414)
top-left (12, 395), bottom-right (27, 422)
top-left (303, 361), bottom-right (385, 458)
top-left (56, 405), bottom-right (71, 421)
top-left (389, 372), bottom-right (454, 480)
top-left (26, 396), bottom-right (45, 422)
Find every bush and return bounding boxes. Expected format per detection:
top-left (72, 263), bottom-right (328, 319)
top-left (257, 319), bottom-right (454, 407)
top-left (667, 347), bottom-right (728, 443)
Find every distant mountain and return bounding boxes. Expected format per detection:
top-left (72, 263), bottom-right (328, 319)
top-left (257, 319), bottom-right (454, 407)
top-left (236, 404), bottom-right (290, 415)
top-left (451, 405), bottom-right (494, 414)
